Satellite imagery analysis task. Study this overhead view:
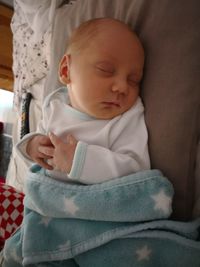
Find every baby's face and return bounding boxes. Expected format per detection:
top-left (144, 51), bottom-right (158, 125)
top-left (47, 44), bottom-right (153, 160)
top-left (67, 23), bottom-right (144, 119)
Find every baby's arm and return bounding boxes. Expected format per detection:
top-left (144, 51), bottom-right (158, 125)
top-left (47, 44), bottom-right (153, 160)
top-left (68, 140), bottom-right (150, 184)
top-left (67, 99), bottom-right (150, 184)
top-left (69, 99), bottom-right (150, 184)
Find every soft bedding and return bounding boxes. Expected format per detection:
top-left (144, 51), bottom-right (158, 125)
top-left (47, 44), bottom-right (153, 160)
top-left (3, 166), bottom-right (200, 266)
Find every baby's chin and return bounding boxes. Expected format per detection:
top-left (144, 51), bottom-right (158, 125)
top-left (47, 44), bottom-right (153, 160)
top-left (86, 107), bottom-right (128, 120)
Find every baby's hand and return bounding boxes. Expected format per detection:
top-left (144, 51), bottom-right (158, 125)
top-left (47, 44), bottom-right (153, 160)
top-left (39, 132), bottom-right (78, 173)
top-left (26, 135), bottom-right (54, 170)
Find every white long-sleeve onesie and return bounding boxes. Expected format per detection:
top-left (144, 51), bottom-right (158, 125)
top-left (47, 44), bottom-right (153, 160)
top-left (16, 87), bottom-right (150, 184)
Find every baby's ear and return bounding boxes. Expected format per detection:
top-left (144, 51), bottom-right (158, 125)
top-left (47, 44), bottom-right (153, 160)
top-left (59, 54), bottom-right (71, 84)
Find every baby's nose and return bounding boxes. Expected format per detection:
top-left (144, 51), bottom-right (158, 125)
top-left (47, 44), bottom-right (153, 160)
top-left (111, 78), bottom-right (128, 94)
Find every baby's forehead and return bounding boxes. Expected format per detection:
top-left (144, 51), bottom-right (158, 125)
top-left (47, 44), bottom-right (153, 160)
top-left (72, 18), bottom-right (135, 42)
top-left (89, 20), bottom-right (135, 38)
top-left (67, 18), bottom-right (143, 57)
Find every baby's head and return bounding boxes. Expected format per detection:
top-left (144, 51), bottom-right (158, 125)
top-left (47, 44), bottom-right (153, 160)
top-left (59, 18), bottom-right (144, 119)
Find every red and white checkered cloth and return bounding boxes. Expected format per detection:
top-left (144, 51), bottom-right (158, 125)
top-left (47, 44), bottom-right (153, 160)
top-left (0, 182), bottom-right (24, 248)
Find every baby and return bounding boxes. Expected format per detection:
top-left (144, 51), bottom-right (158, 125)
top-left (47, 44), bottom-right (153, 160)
top-left (2, 17), bottom-right (151, 267)
top-left (17, 17), bottom-right (150, 184)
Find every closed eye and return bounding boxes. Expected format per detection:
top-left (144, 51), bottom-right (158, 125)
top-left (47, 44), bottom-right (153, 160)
top-left (95, 61), bottom-right (115, 75)
top-left (96, 67), bottom-right (113, 74)
top-left (127, 78), bottom-right (139, 87)
top-left (128, 74), bottom-right (141, 87)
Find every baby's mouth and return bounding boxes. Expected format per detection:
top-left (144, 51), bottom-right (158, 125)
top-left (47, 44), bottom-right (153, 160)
top-left (102, 101), bottom-right (121, 108)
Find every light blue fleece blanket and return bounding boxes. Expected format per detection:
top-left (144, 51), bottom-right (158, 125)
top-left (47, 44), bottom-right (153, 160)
top-left (3, 166), bottom-right (200, 267)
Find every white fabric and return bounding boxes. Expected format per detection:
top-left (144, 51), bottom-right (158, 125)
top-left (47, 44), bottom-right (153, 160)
top-left (16, 87), bottom-right (150, 184)
top-left (14, 0), bottom-right (63, 41)
top-left (11, 0), bottom-right (56, 110)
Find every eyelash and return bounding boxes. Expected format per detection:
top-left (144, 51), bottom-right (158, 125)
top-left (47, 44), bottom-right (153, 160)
top-left (96, 67), bottom-right (140, 86)
top-left (96, 67), bottom-right (113, 74)
top-left (128, 79), bottom-right (139, 86)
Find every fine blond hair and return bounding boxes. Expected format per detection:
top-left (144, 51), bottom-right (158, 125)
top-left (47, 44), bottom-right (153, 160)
top-left (66, 18), bottom-right (139, 55)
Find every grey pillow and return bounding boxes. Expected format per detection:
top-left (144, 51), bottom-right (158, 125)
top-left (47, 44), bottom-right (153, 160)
top-left (138, 0), bottom-right (200, 220)
top-left (46, 0), bottom-right (200, 220)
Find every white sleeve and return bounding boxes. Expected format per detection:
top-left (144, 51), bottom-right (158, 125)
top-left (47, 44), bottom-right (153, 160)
top-left (69, 99), bottom-right (150, 184)
top-left (15, 88), bottom-right (67, 163)
top-left (15, 103), bottom-right (48, 163)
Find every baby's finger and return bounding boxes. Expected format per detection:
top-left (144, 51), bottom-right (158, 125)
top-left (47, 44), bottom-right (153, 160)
top-left (36, 153), bottom-right (53, 163)
top-left (37, 151), bottom-right (52, 160)
top-left (49, 132), bottom-right (61, 147)
top-left (36, 158), bottom-right (53, 170)
top-left (39, 135), bottom-right (52, 145)
top-left (38, 146), bottom-right (54, 156)
top-left (46, 158), bottom-right (54, 167)
top-left (66, 134), bottom-right (77, 144)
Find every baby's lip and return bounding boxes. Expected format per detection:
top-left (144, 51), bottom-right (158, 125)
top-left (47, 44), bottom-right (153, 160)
top-left (102, 101), bottom-right (121, 107)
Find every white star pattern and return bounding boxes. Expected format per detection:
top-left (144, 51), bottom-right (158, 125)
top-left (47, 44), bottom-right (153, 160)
top-left (151, 189), bottom-right (172, 215)
top-left (136, 245), bottom-right (152, 261)
top-left (39, 216), bottom-right (52, 227)
top-left (63, 196), bottom-right (79, 215)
